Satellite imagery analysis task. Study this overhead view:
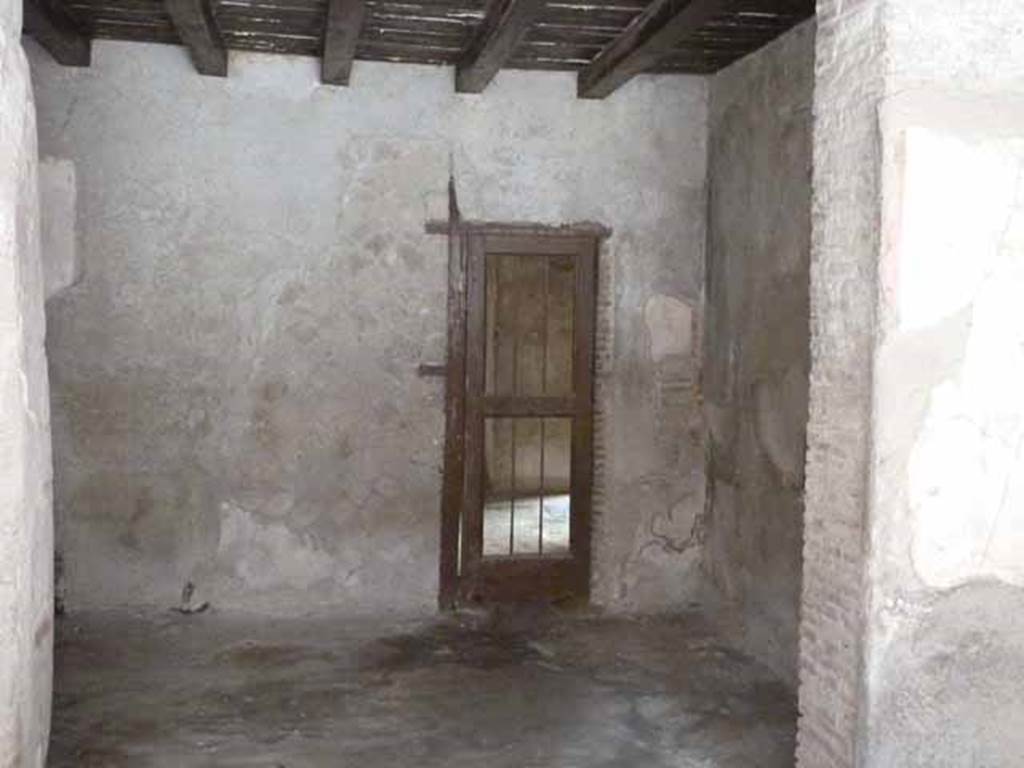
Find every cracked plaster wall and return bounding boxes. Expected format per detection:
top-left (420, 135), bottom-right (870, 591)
top-left (869, 117), bottom-right (1024, 767)
top-left (26, 39), bottom-right (708, 615)
top-left (866, 0), bottom-right (1024, 761)
top-left (1, 0), bottom-right (54, 763)
top-left (799, 1), bottom-right (1024, 766)
top-left (704, 21), bottom-right (814, 688)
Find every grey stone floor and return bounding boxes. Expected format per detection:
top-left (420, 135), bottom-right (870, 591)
top-left (49, 607), bottom-right (796, 767)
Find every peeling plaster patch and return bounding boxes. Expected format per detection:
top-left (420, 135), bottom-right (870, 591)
top-left (648, 497), bottom-right (704, 554)
top-left (644, 295), bottom-right (692, 362)
top-left (895, 128), bottom-right (1020, 331)
top-left (871, 582), bottom-right (1024, 767)
top-left (603, 475), bottom-right (705, 611)
top-left (910, 386), bottom-right (1024, 588)
top-left (217, 501), bottom-right (334, 591)
top-left (904, 129), bottom-right (1024, 589)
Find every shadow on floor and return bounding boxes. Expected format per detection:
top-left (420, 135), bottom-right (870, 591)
top-left (49, 605), bottom-right (796, 767)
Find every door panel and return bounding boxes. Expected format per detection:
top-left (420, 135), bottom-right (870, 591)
top-left (484, 252), bottom-right (575, 397)
top-left (458, 231), bottom-right (596, 604)
top-left (481, 416), bottom-right (573, 557)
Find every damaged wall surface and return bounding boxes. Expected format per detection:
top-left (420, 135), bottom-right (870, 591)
top-left (704, 21), bottom-right (814, 687)
top-left (0, 0), bottom-right (54, 763)
top-left (27, 40), bottom-right (708, 615)
top-left (796, 1), bottom-right (884, 764)
top-left (867, 0), bottom-right (1024, 764)
top-left (799, 1), bottom-right (1024, 766)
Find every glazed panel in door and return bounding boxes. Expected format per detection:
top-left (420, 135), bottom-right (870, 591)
top-left (459, 232), bottom-right (596, 603)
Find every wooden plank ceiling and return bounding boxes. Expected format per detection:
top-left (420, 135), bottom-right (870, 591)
top-left (23, 0), bottom-right (813, 97)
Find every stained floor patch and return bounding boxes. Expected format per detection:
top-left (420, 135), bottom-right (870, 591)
top-left (49, 608), bottom-right (796, 767)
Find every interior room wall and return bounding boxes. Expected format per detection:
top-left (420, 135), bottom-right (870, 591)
top-left (27, 40), bottom-right (709, 615)
top-left (799, 1), bottom-right (1024, 765)
top-left (864, 0), bottom-right (1024, 763)
top-left (0, 0), bottom-right (54, 762)
top-left (703, 21), bottom-right (815, 687)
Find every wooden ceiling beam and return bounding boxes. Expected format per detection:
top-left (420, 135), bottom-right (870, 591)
top-left (322, 0), bottom-right (366, 85)
top-left (578, 0), bottom-right (731, 99)
top-left (455, 0), bottom-right (547, 94)
top-left (22, 0), bottom-right (91, 67)
top-left (166, 0), bottom-right (227, 76)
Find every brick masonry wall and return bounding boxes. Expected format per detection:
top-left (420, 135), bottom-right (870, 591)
top-left (591, 240), bottom-right (614, 596)
top-left (796, 1), bottom-right (885, 766)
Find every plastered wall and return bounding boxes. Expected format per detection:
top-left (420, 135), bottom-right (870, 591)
top-left (27, 40), bottom-right (709, 615)
top-left (866, 1), bottom-right (1024, 763)
top-left (704, 21), bottom-right (813, 688)
top-left (0, 0), bottom-right (54, 762)
top-left (799, 1), bottom-right (1024, 766)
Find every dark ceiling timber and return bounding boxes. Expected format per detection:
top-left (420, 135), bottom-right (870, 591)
top-left (456, 0), bottom-right (547, 93)
top-left (22, 0), bottom-right (91, 66)
top-left (579, 0), bottom-right (724, 98)
top-left (21, 0), bottom-right (813, 97)
top-left (322, 0), bottom-right (365, 85)
top-left (165, 0), bottom-right (228, 75)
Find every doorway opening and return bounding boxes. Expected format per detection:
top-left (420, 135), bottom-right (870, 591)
top-left (439, 225), bottom-right (600, 606)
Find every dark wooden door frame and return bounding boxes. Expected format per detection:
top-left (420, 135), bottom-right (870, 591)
top-left (428, 214), bottom-right (608, 608)
top-left (436, 179), bottom-right (466, 610)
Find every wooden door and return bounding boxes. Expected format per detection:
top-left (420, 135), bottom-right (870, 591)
top-left (452, 229), bottom-right (597, 604)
